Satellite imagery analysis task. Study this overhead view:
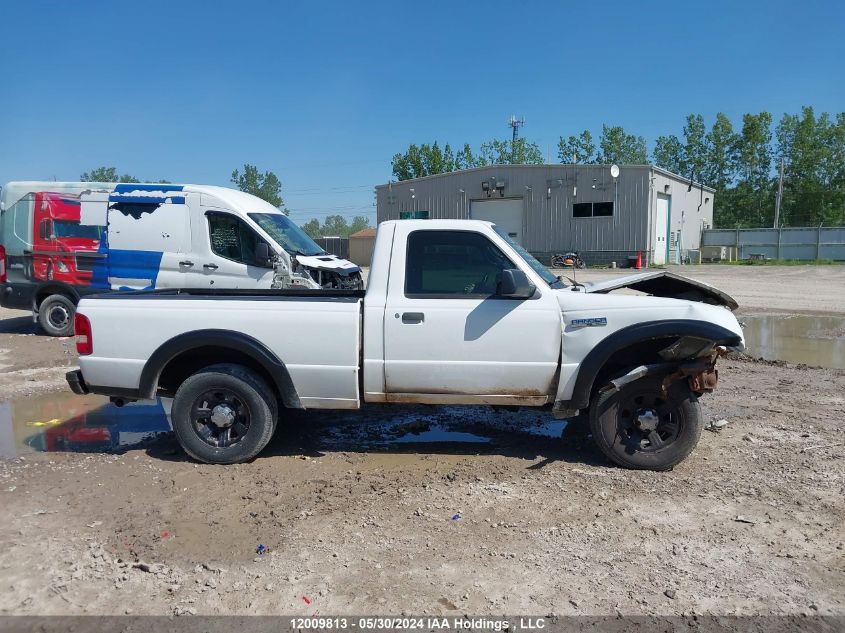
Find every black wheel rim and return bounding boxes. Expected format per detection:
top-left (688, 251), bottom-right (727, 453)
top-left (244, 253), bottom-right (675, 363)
top-left (616, 390), bottom-right (681, 452)
top-left (190, 389), bottom-right (251, 448)
top-left (48, 304), bottom-right (70, 330)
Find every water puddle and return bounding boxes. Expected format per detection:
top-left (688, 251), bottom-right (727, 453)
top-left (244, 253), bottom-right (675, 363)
top-left (316, 405), bottom-right (568, 451)
top-left (1, 392), bottom-right (571, 460)
top-left (741, 315), bottom-right (845, 369)
top-left (0, 392), bottom-right (171, 459)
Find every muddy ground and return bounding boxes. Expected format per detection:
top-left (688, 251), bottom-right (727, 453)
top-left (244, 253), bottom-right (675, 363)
top-left (0, 264), bottom-right (843, 616)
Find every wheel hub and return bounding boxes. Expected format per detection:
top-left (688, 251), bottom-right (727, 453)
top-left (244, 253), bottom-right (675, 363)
top-left (210, 404), bottom-right (236, 428)
top-left (635, 408), bottom-right (659, 432)
top-left (50, 306), bottom-right (69, 326)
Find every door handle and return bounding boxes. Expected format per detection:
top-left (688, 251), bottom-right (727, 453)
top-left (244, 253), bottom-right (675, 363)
top-left (179, 260), bottom-right (194, 267)
top-left (401, 312), bottom-right (424, 324)
top-left (203, 263), bottom-right (219, 271)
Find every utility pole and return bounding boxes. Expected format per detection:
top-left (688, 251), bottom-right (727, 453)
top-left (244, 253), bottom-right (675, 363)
top-left (508, 115), bottom-right (525, 163)
top-left (773, 157), bottom-right (785, 228)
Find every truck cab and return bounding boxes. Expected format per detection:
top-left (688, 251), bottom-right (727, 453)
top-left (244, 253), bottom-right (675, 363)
top-left (31, 192), bottom-right (103, 286)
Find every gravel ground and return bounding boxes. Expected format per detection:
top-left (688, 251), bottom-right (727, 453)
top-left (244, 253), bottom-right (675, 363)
top-left (0, 264), bottom-right (843, 617)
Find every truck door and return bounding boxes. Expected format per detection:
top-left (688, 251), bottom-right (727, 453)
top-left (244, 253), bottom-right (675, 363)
top-left (382, 226), bottom-right (562, 402)
top-left (188, 209), bottom-right (275, 288)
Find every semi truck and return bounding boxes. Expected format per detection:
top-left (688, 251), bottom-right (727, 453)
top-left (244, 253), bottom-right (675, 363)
top-left (66, 219), bottom-right (744, 471)
top-left (0, 181), bottom-right (362, 336)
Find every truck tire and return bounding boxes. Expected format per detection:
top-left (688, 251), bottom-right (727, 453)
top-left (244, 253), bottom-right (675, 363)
top-left (589, 376), bottom-right (703, 471)
top-left (172, 364), bottom-right (278, 464)
top-left (38, 294), bottom-right (75, 337)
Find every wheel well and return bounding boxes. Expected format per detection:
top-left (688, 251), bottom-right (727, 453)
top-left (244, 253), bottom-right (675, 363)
top-left (157, 347), bottom-right (282, 405)
top-left (591, 337), bottom-right (678, 397)
top-left (35, 286), bottom-right (78, 308)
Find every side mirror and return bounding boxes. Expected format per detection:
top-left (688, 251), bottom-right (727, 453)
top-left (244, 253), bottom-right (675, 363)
top-left (255, 242), bottom-right (272, 267)
top-left (499, 269), bottom-right (536, 299)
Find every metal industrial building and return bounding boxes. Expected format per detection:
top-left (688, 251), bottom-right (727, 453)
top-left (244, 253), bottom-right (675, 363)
top-left (375, 164), bottom-right (715, 266)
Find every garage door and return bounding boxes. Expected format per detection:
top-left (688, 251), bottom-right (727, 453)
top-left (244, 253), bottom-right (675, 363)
top-left (470, 198), bottom-right (524, 245)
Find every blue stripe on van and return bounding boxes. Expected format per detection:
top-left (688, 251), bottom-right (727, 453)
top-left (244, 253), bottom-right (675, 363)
top-left (106, 249), bottom-right (163, 290)
top-left (107, 194), bottom-right (186, 205)
top-left (113, 183), bottom-right (184, 193)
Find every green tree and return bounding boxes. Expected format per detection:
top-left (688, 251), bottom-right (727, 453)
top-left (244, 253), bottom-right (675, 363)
top-left (682, 114), bottom-right (709, 181)
top-left (735, 112), bottom-right (774, 226)
top-left (705, 113), bottom-right (739, 191)
top-left (80, 167), bottom-right (140, 183)
top-left (455, 143), bottom-right (478, 170)
top-left (557, 130), bottom-right (596, 163)
top-left (320, 215), bottom-right (349, 237)
top-left (597, 125), bottom-right (647, 164)
top-left (705, 113), bottom-right (740, 227)
top-left (348, 215), bottom-right (371, 235)
top-left (652, 135), bottom-right (685, 175)
top-left (302, 215), bottom-right (372, 238)
top-left (776, 107), bottom-right (845, 225)
top-left (478, 138), bottom-right (543, 165)
top-left (231, 163), bottom-right (286, 212)
top-left (391, 142), bottom-right (456, 180)
top-left (301, 218), bottom-right (321, 238)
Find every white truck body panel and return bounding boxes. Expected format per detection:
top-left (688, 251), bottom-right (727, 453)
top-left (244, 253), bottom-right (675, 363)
top-left (553, 290), bottom-right (744, 402)
top-left (79, 295), bottom-right (362, 409)
top-left (376, 220), bottom-right (561, 404)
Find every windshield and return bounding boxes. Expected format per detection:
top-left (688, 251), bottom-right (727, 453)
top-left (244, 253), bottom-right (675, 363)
top-left (53, 221), bottom-right (103, 240)
top-left (248, 213), bottom-right (325, 257)
top-left (492, 225), bottom-right (565, 289)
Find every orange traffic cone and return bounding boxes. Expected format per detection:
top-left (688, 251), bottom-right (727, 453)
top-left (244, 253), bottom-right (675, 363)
top-left (635, 251), bottom-right (643, 269)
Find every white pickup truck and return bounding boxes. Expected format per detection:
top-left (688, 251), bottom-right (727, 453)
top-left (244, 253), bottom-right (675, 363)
top-left (66, 219), bottom-right (744, 470)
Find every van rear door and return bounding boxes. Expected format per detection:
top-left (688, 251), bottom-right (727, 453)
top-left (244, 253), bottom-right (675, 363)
top-left (105, 189), bottom-right (192, 290)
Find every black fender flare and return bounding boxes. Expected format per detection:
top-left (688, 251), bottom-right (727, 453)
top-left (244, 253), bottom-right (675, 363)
top-left (565, 319), bottom-right (742, 410)
top-left (139, 329), bottom-right (302, 408)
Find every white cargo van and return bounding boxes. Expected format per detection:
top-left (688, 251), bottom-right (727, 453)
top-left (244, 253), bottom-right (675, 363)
top-left (0, 182), bottom-right (362, 335)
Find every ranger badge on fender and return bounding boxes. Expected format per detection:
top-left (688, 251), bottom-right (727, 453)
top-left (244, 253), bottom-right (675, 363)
top-left (570, 317), bottom-right (608, 329)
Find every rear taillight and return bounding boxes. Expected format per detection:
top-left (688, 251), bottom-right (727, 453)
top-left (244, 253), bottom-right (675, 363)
top-left (0, 244), bottom-right (7, 283)
top-left (75, 313), bottom-right (93, 355)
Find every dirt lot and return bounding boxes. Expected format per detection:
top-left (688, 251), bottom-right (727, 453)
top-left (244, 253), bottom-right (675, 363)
top-left (0, 264), bottom-right (843, 617)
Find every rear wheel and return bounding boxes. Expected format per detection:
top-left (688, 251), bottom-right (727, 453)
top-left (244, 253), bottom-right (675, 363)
top-left (589, 376), bottom-right (703, 471)
top-left (171, 364), bottom-right (278, 464)
top-left (37, 294), bottom-right (75, 337)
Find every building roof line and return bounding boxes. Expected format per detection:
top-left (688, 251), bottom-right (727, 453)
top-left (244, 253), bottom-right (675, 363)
top-left (375, 163), bottom-right (716, 193)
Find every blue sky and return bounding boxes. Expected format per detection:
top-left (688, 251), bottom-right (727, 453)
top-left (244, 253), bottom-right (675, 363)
top-left (1, 0), bottom-right (842, 225)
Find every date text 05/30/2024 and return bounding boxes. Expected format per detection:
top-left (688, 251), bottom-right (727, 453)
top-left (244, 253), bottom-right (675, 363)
top-left (289, 617), bottom-right (547, 631)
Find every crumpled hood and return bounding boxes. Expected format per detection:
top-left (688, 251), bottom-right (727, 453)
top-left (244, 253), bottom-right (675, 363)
top-left (294, 254), bottom-right (360, 276)
top-left (579, 270), bottom-right (738, 311)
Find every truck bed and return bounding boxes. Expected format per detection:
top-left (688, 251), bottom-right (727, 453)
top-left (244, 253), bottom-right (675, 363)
top-left (77, 290), bottom-right (364, 409)
top-left (86, 287), bottom-right (366, 299)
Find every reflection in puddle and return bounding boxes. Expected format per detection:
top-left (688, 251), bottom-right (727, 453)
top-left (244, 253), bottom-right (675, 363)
top-left (742, 314), bottom-right (845, 369)
top-left (0, 392), bottom-right (171, 459)
top-left (393, 426), bottom-right (491, 444)
top-left (1, 393), bottom-right (571, 460)
top-left (316, 406), bottom-right (569, 451)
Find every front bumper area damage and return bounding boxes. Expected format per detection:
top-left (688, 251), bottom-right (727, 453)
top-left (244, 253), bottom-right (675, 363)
top-left (609, 345), bottom-right (728, 397)
top-left (583, 271), bottom-right (739, 311)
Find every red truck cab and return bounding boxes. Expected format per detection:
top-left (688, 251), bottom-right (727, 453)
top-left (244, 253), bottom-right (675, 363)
top-left (32, 192), bottom-right (102, 285)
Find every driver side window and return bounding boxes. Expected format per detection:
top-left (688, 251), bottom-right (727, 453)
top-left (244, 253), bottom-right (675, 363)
top-left (405, 230), bottom-right (515, 297)
top-left (207, 213), bottom-right (268, 267)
